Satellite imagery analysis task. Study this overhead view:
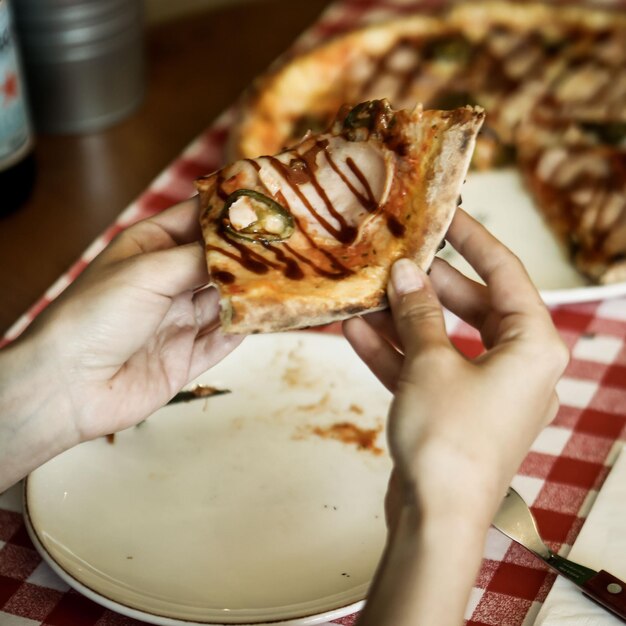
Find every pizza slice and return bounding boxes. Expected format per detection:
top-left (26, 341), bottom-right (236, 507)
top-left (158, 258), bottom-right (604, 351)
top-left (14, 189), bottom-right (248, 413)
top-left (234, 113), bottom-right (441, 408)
top-left (197, 100), bottom-right (484, 333)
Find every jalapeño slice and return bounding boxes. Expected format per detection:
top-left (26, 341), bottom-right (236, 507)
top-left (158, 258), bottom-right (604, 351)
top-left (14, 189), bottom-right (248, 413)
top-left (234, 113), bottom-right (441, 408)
top-left (221, 189), bottom-right (295, 243)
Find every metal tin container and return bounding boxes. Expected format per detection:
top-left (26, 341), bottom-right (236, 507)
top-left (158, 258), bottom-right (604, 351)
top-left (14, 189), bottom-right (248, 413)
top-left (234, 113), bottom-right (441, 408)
top-left (12, 0), bottom-right (144, 134)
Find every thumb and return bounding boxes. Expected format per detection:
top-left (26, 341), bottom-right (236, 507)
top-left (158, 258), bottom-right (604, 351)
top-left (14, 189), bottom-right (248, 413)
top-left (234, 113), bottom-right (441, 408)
top-left (388, 258), bottom-right (449, 357)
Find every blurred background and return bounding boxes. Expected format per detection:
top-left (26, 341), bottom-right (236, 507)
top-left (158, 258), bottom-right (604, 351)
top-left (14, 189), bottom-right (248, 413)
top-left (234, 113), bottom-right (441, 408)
top-left (144, 0), bottom-right (264, 23)
top-left (0, 0), bottom-right (331, 336)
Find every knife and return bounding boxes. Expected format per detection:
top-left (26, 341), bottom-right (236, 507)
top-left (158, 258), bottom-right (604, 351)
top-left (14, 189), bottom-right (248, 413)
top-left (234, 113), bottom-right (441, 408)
top-left (493, 487), bottom-right (626, 622)
top-left (166, 385), bottom-right (231, 405)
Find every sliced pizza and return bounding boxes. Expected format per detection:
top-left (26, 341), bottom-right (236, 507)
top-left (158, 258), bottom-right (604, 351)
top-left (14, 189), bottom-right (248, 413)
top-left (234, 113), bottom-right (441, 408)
top-left (197, 100), bottom-right (484, 333)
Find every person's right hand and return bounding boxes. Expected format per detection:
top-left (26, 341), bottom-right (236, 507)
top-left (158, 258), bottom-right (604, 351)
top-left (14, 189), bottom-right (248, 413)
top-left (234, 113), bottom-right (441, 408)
top-left (345, 208), bottom-right (568, 524)
top-left (344, 209), bottom-right (569, 626)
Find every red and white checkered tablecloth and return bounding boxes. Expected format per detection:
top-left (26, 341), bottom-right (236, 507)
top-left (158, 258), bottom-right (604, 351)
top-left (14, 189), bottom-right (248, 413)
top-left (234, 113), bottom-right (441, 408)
top-left (1, 1), bottom-right (626, 625)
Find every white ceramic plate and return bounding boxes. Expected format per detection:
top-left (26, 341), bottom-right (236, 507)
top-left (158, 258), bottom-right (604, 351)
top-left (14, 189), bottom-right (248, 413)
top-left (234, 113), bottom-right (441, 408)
top-left (442, 168), bottom-right (626, 306)
top-left (25, 333), bottom-right (393, 625)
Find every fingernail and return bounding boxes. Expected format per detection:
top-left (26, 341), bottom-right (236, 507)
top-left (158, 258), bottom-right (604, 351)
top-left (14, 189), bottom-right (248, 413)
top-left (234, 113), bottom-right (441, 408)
top-left (391, 259), bottom-right (424, 296)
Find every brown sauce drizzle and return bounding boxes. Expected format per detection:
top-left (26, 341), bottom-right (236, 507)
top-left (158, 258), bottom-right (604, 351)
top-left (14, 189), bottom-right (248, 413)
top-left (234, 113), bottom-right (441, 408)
top-left (359, 34), bottom-right (480, 105)
top-left (299, 140), bottom-right (326, 171)
top-left (212, 270), bottom-right (235, 284)
top-left (215, 172), bottom-right (229, 201)
top-left (207, 238), bottom-right (270, 275)
top-left (266, 155), bottom-right (358, 244)
top-left (275, 189), bottom-right (350, 277)
top-left (286, 158), bottom-right (310, 185)
top-left (322, 143), bottom-right (406, 238)
top-left (261, 242), bottom-right (305, 280)
top-left (245, 158), bottom-right (261, 173)
top-left (299, 146), bottom-right (361, 243)
top-left (283, 242), bottom-right (350, 280)
top-left (386, 216), bottom-right (406, 237)
top-left (209, 187), bottom-right (352, 281)
top-left (218, 231), bottom-right (283, 270)
top-left (357, 29), bottom-right (541, 111)
top-left (323, 146), bottom-right (377, 213)
top-left (345, 157), bottom-right (378, 212)
top-left (289, 209), bottom-right (354, 278)
top-left (343, 152), bottom-right (406, 239)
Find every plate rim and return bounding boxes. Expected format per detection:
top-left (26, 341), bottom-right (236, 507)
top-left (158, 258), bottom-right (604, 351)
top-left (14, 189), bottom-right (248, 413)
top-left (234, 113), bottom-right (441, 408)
top-left (540, 281), bottom-right (626, 307)
top-left (23, 485), bottom-right (365, 626)
top-left (24, 484), bottom-right (365, 626)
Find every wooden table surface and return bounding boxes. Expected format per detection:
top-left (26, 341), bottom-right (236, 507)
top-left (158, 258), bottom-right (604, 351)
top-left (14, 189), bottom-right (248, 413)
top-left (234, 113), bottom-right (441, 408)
top-left (0, 0), bottom-right (331, 336)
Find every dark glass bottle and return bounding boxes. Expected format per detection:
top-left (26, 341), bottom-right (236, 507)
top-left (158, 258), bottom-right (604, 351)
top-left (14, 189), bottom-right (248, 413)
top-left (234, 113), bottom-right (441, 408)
top-left (0, 0), bottom-right (35, 217)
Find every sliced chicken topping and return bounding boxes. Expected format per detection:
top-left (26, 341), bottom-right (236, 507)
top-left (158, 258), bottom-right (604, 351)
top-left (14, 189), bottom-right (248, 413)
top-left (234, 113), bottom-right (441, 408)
top-left (256, 133), bottom-right (394, 243)
top-left (228, 196), bottom-right (259, 231)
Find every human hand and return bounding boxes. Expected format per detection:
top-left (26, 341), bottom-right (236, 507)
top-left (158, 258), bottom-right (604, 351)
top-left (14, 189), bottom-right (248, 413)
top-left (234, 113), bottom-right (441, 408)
top-left (344, 208), bottom-right (568, 524)
top-left (344, 209), bottom-right (568, 626)
top-left (35, 197), bottom-right (242, 442)
top-left (0, 198), bottom-right (242, 491)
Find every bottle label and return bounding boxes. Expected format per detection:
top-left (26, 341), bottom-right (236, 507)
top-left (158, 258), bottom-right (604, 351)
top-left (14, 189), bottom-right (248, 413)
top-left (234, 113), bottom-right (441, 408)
top-left (0, 1), bottom-right (32, 169)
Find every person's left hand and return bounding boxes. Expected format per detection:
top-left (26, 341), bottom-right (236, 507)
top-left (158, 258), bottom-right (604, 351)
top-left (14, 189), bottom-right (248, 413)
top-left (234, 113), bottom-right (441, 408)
top-left (28, 197), bottom-right (243, 442)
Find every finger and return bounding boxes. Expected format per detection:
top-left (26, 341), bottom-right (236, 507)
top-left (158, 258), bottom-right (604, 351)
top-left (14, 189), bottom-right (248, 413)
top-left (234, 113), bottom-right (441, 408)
top-left (446, 209), bottom-right (543, 315)
top-left (358, 310), bottom-right (402, 351)
top-left (123, 241), bottom-right (209, 297)
top-left (187, 330), bottom-right (244, 382)
top-left (146, 196), bottom-right (202, 244)
top-left (96, 198), bottom-right (202, 266)
top-left (343, 316), bottom-right (402, 392)
top-left (429, 257), bottom-right (489, 329)
top-left (192, 287), bottom-right (221, 332)
top-left (387, 258), bottom-right (450, 358)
